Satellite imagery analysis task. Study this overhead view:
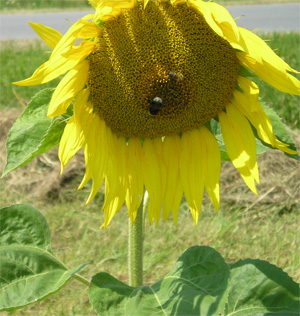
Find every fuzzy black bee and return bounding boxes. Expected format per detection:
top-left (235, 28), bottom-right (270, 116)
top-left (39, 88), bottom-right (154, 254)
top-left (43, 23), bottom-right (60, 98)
top-left (149, 97), bottom-right (163, 115)
top-left (168, 71), bottom-right (184, 82)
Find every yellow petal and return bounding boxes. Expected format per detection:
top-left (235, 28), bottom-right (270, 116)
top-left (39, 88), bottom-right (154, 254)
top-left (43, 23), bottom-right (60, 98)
top-left (13, 53), bottom-right (80, 86)
top-left (200, 127), bottom-right (221, 211)
top-left (171, 183), bottom-right (183, 226)
top-left (187, 0), bottom-right (223, 38)
top-left (72, 88), bottom-right (92, 149)
top-left (84, 118), bottom-right (109, 204)
top-left (206, 1), bottom-right (240, 42)
top-left (144, 0), bottom-right (150, 8)
top-left (238, 52), bottom-right (300, 96)
top-left (179, 129), bottom-right (205, 224)
top-left (235, 77), bottom-right (298, 155)
top-left (47, 60), bottom-right (89, 117)
top-left (219, 105), bottom-right (259, 194)
top-left (78, 20), bottom-right (102, 38)
top-left (102, 135), bottom-right (127, 218)
top-left (28, 22), bottom-right (62, 49)
top-left (235, 77), bottom-right (276, 146)
top-left (125, 138), bottom-right (144, 219)
top-left (81, 13), bottom-right (95, 21)
top-left (94, 0), bottom-right (136, 22)
top-left (58, 116), bottom-right (83, 174)
top-left (162, 134), bottom-right (182, 222)
top-left (142, 138), bottom-right (164, 225)
top-left (78, 113), bottom-right (106, 190)
top-left (102, 196), bottom-right (123, 229)
top-left (62, 40), bottom-right (95, 60)
top-left (51, 19), bottom-right (89, 57)
top-left (88, 0), bottom-right (98, 9)
top-left (238, 27), bottom-right (298, 74)
top-left (190, 129), bottom-right (206, 213)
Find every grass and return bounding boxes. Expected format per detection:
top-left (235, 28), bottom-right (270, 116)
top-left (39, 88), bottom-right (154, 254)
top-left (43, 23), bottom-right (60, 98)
top-left (0, 33), bottom-right (299, 315)
top-left (0, 40), bottom-right (60, 110)
top-left (1, 183), bottom-right (299, 315)
top-left (0, 0), bottom-right (90, 12)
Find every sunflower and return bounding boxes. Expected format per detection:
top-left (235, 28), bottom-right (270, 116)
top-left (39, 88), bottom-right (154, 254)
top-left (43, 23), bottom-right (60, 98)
top-left (14, 0), bottom-right (299, 228)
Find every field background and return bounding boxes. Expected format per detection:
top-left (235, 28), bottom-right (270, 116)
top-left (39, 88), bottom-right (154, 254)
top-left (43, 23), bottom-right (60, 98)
top-left (0, 0), bottom-right (299, 12)
top-left (0, 1), bottom-right (299, 315)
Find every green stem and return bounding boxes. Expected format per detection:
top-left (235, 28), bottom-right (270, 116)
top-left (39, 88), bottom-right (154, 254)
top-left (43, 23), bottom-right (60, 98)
top-left (128, 191), bottom-right (149, 287)
top-left (72, 273), bottom-right (90, 286)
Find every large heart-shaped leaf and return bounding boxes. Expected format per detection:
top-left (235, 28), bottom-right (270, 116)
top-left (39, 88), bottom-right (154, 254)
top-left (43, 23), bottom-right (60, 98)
top-left (89, 246), bottom-right (230, 316)
top-left (2, 88), bottom-right (71, 177)
top-left (225, 259), bottom-right (300, 315)
top-left (0, 204), bottom-right (86, 311)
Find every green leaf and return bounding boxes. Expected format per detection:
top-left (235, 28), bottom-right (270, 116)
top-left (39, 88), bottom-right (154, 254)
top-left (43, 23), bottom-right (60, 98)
top-left (225, 259), bottom-right (300, 316)
top-left (89, 246), bottom-right (230, 316)
top-left (260, 102), bottom-right (299, 161)
top-left (2, 88), bottom-right (71, 177)
top-left (238, 65), bottom-right (258, 79)
top-left (0, 204), bottom-right (86, 311)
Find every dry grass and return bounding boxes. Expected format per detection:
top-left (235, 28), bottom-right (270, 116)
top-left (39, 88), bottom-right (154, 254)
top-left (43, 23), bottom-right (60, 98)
top-left (0, 108), bottom-right (86, 203)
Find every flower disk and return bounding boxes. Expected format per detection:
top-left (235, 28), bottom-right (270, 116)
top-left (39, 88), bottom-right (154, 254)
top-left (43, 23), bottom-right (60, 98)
top-left (89, 1), bottom-right (240, 138)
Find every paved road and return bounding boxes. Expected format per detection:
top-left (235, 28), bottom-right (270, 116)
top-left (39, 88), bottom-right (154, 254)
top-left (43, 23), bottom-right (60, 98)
top-left (0, 3), bottom-right (299, 40)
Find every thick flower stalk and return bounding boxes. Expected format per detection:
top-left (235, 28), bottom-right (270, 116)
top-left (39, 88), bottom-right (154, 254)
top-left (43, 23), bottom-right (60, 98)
top-left (14, 0), bottom-right (299, 228)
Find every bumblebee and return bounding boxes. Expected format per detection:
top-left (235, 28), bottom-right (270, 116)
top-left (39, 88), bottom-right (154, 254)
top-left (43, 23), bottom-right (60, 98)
top-left (149, 97), bottom-right (163, 115)
top-left (168, 71), bottom-right (183, 82)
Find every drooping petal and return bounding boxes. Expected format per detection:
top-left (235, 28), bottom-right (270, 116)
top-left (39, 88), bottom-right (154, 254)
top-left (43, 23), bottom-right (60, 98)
top-left (200, 127), bottom-right (221, 211)
top-left (102, 134), bottom-right (127, 227)
top-left (237, 52), bottom-right (300, 96)
top-left (235, 76), bottom-right (276, 146)
top-left (47, 60), bottom-right (89, 117)
top-left (77, 20), bottom-right (102, 38)
top-left (238, 27), bottom-right (298, 74)
top-left (58, 116), bottom-right (83, 174)
top-left (62, 40), bottom-right (96, 60)
top-left (235, 77), bottom-right (298, 155)
top-left (58, 88), bottom-right (90, 173)
top-left (81, 13), bottom-right (95, 21)
top-left (51, 19), bottom-right (91, 57)
top-left (82, 117), bottom-right (108, 204)
top-left (179, 129), bottom-right (206, 225)
top-left (28, 22), bottom-right (62, 49)
top-left (219, 104), bottom-right (259, 193)
top-left (142, 138), bottom-right (166, 225)
top-left (88, 0), bottom-right (98, 9)
top-left (162, 134), bottom-right (183, 222)
top-left (13, 54), bottom-right (80, 86)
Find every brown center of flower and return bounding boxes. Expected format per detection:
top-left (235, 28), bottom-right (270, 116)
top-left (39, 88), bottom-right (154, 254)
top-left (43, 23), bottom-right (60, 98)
top-left (88, 1), bottom-right (240, 138)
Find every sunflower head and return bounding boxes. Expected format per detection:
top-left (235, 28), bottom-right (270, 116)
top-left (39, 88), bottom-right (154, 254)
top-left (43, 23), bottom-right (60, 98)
top-left (89, 0), bottom-right (240, 138)
top-left (13, 0), bottom-right (299, 227)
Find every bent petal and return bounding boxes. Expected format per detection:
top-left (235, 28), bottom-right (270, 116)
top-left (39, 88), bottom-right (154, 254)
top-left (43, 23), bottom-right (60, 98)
top-left (235, 77), bottom-right (298, 155)
top-left (238, 52), bottom-right (300, 96)
top-left (219, 105), bottom-right (259, 194)
top-left (200, 127), bottom-right (221, 212)
top-left (58, 116), bottom-right (83, 174)
top-left (13, 54), bottom-right (80, 86)
top-left (28, 22), bottom-right (62, 49)
top-left (47, 60), bottom-right (89, 117)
